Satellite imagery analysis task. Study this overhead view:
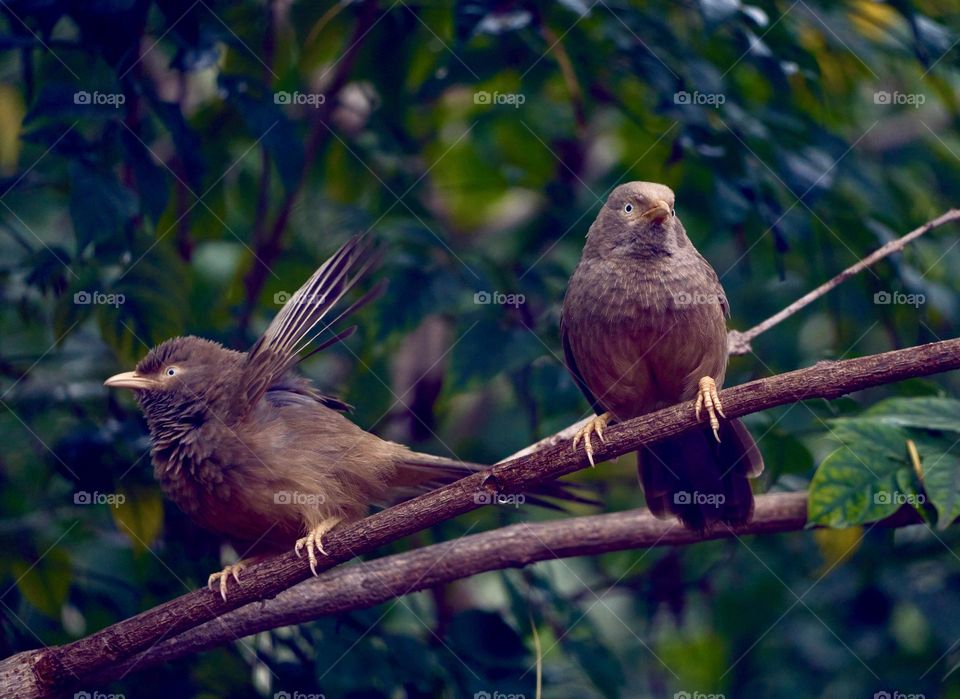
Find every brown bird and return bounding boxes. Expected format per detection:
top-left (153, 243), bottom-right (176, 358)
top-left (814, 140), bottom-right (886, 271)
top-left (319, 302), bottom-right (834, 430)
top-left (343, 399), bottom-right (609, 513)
top-left (105, 237), bottom-right (582, 599)
top-left (561, 181), bottom-right (764, 530)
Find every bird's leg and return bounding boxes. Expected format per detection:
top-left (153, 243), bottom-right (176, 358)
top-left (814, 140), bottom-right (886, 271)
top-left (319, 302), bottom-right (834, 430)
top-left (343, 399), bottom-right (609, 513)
top-left (208, 556), bottom-right (265, 602)
top-left (295, 516), bottom-right (343, 576)
top-left (695, 376), bottom-right (726, 442)
top-left (572, 412), bottom-right (612, 467)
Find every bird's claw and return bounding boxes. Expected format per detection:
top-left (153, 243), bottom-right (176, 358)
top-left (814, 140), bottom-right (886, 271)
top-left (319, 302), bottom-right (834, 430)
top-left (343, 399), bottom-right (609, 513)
top-left (694, 376), bottom-right (726, 442)
top-left (572, 413), bottom-right (611, 467)
top-left (295, 517), bottom-right (342, 576)
top-left (208, 562), bottom-right (247, 602)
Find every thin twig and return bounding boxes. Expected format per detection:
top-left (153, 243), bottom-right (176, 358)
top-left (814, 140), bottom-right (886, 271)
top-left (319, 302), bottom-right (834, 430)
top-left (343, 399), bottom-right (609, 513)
top-left (727, 209), bottom-right (960, 355)
top-left (239, 0), bottom-right (379, 334)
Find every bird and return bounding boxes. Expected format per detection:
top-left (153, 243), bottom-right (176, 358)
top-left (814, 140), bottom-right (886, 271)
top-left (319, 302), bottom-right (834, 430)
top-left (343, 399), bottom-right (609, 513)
top-left (105, 236), bottom-right (585, 599)
top-left (560, 181), bottom-right (764, 531)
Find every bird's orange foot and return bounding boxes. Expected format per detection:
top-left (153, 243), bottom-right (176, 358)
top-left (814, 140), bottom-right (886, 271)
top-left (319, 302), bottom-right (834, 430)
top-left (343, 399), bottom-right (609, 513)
top-left (572, 412), bottom-right (611, 467)
top-left (295, 516), bottom-right (343, 576)
top-left (208, 562), bottom-right (247, 602)
top-left (695, 376), bottom-right (726, 442)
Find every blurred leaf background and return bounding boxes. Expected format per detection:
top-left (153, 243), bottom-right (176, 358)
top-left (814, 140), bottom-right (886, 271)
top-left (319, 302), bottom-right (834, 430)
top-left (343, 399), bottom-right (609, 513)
top-left (1, 0), bottom-right (960, 697)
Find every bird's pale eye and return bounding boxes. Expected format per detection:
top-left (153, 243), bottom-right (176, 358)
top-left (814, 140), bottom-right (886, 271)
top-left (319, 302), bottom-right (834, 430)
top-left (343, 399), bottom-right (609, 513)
top-left (165, 366), bottom-right (179, 377)
top-left (671, 208), bottom-right (676, 217)
top-left (623, 203), bottom-right (634, 214)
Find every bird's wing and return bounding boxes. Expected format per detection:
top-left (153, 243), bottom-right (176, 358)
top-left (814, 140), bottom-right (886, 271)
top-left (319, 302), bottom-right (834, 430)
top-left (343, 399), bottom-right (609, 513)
top-left (560, 313), bottom-right (605, 414)
top-left (695, 249), bottom-right (730, 318)
top-left (239, 235), bottom-right (381, 416)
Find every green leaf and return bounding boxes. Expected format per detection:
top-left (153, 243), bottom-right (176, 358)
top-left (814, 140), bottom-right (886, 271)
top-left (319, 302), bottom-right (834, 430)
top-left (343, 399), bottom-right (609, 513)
top-left (12, 549), bottom-right (71, 618)
top-left (864, 397), bottom-right (960, 433)
top-left (813, 527), bottom-right (864, 573)
top-left (910, 432), bottom-right (960, 530)
top-left (68, 162), bottom-right (137, 252)
top-left (111, 487), bottom-right (164, 554)
top-left (807, 419), bottom-right (919, 528)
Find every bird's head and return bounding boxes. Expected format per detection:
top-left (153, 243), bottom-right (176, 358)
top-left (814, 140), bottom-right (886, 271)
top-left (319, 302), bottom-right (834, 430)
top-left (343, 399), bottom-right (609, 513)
top-left (586, 181), bottom-right (684, 258)
top-left (104, 336), bottom-right (243, 429)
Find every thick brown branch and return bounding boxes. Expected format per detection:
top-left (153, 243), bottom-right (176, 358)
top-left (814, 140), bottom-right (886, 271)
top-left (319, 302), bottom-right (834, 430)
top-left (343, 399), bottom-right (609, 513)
top-left (88, 492), bottom-right (926, 684)
top-left (7, 337), bottom-right (958, 696)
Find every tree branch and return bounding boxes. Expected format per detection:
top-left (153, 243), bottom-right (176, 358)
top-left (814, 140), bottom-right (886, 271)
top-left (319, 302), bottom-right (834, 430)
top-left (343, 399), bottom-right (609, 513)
top-left (84, 492), bottom-right (928, 685)
top-left (239, 0), bottom-right (379, 334)
top-left (5, 337), bottom-right (959, 697)
top-left (727, 208), bottom-right (960, 355)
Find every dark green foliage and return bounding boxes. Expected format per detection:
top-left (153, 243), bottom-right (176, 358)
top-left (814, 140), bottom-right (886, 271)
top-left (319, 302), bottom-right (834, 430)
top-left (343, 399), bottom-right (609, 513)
top-left (1, 0), bottom-right (960, 697)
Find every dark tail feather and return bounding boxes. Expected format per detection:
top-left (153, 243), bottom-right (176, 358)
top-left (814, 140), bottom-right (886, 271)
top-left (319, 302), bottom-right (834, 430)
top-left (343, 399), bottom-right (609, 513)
top-left (395, 451), bottom-right (599, 509)
top-left (638, 418), bottom-right (763, 531)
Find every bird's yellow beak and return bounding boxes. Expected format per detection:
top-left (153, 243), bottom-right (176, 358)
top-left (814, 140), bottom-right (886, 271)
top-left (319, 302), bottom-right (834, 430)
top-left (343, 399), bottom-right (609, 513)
top-left (642, 200), bottom-right (672, 222)
top-left (104, 371), bottom-right (158, 391)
